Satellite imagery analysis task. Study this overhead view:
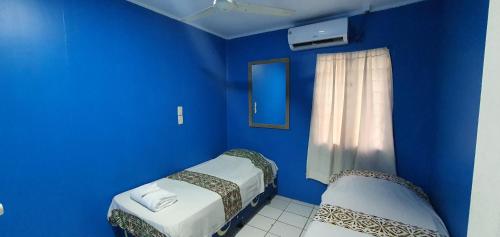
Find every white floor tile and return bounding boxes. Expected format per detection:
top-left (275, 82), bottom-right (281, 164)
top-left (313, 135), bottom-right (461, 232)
top-left (235, 225), bottom-right (267, 237)
top-left (275, 195), bottom-right (292, 202)
top-left (309, 208), bottom-right (318, 219)
top-left (269, 197), bottom-right (291, 210)
top-left (247, 214), bottom-right (275, 231)
top-left (269, 221), bottom-right (302, 237)
top-left (285, 203), bottom-right (313, 217)
top-left (278, 211), bottom-right (308, 228)
top-left (291, 199), bottom-right (315, 208)
top-left (258, 205), bottom-right (284, 219)
top-left (304, 218), bottom-right (313, 229)
top-left (237, 196), bottom-right (317, 237)
top-left (302, 219), bottom-right (314, 237)
top-left (265, 233), bottom-right (280, 237)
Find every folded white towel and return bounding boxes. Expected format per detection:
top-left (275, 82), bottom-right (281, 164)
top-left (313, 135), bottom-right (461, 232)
top-left (130, 183), bottom-right (177, 212)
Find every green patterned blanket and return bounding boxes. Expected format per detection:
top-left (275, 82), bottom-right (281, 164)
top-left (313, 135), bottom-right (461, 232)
top-left (168, 170), bottom-right (242, 221)
top-left (109, 209), bottom-right (166, 237)
top-left (224, 149), bottom-right (274, 186)
top-left (314, 204), bottom-right (442, 237)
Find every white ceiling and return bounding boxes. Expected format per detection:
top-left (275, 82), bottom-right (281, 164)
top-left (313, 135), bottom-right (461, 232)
top-left (127, 0), bottom-right (425, 39)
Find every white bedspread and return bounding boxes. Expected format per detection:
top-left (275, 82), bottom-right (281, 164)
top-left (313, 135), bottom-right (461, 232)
top-left (303, 175), bottom-right (449, 237)
top-left (108, 155), bottom-right (277, 237)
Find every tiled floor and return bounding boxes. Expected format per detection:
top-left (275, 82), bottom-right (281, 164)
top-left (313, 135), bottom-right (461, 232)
top-left (234, 195), bottom-right (319, 237)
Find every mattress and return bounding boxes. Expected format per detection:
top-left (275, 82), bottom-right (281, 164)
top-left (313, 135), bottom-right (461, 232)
top-left (108, 154), bottom-right (277, 237)
top-left (303, 171), bottom-right (449, 237)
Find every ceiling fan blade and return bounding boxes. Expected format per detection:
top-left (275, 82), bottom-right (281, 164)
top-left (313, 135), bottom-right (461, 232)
top-left (233, 2), bottom-right (294, 17)
top-left (183, 6), bottom-right (217, 22)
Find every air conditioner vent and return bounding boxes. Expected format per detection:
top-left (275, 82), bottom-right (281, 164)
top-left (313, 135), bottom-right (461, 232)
top-left (292, 37), bottom-right (346, 48)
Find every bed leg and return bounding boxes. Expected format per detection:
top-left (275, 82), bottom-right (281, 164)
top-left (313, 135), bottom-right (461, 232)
top-left (267, 195), bottom-right (273, 204)
top-left (237, 222), bottom-right (245, 228)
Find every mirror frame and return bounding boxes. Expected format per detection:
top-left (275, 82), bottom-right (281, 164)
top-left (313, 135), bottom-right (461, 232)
top-left (248, 58), bottom-right (290, 130)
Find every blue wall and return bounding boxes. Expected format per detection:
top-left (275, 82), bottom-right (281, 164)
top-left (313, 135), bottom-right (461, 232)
top-left (0, 0), bottom-right (491, 236)
top-left (429, 0), bottom-right (490, 237)
top-left (0, 0), bottom-right (227, 236)
top-left (226, 1), bottom-right (442, 205)
top-left (226, 1), bottom-right (490, 236)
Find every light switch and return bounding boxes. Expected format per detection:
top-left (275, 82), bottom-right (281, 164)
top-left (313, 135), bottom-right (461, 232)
top-left (0, 203), bottom-right (4, 216)
top-left (177, 106), bottom-right (184, 125)
top-left (177, 106), bottom-right (183, 116)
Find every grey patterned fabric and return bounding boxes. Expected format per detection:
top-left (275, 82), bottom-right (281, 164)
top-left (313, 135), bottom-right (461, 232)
top-left (168, 170), bottom-right (242, 221)
top-left (109, 209), bottom-right (166, 237)
top-left (314, 204), bottom-right (442, 237)
top-left (224, 149), bottom-right (274, 186)
top-left (329, 170), bottom-right (430, 203)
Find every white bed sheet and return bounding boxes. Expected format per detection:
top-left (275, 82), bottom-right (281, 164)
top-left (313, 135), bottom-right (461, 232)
top-left (303, 175), bottom-right (449, 237)
top-left (108, 154), bottom-right (277, 237)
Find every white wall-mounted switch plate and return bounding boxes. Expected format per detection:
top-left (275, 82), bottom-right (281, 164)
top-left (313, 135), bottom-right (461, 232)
top-left (177, 106), bottom-right (184, 125)
top-left (177, 106), bottom-right (183, 116)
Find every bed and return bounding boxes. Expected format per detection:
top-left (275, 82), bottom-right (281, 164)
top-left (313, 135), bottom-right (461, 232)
top-left (108, 149), bottom-right (278, 237)
top-left (303, 170), bottom-right (449, 237)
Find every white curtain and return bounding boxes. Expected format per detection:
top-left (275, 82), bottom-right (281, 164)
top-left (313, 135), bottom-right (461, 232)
top-left (306, 48), bottom-right (396, 184)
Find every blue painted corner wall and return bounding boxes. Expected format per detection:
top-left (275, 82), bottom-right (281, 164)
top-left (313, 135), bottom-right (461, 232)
top-left (226, 1), bottom-right (490, 237)
top-left (226, 0), bottom-right (442, 205)
top-left (429, 1), bottom-right (490, 237)
top-left (0, 0), bottom-right (227, 236)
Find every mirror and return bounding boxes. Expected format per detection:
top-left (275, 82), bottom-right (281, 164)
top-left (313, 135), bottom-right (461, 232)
top-left (248, 58), bottom-right (290, 129)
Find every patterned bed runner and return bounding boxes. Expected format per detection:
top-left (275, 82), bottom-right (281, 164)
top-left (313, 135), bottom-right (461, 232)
top-left (314, 204), bottom-right (442, 237)
top-left (224, 149), bottom-right (274, 186)
top-left (109, 209), bottom-right (166, 237)
top-left (329, 170), bottom-right (430, 203)
top-left (168, 170), bottom-right (242, 221)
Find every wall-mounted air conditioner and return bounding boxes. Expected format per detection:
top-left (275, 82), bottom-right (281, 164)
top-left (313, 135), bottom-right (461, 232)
top-left (288, 18), bottom-right (348, 51)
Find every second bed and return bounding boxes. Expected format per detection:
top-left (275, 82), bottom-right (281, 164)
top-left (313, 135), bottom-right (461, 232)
top-left (304, 170), bottom-right (449, 237)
